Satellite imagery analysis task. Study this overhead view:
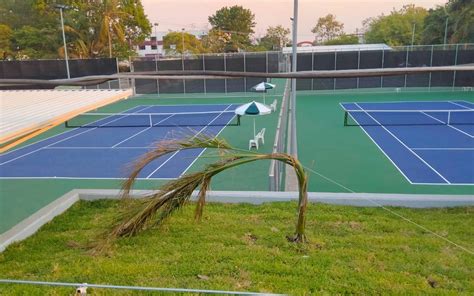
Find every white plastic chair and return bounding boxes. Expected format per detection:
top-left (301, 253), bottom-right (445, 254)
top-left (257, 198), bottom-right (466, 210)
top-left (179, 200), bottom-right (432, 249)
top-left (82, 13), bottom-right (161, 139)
top-left (256, 128), bottom-right (265, 145)
top-left (270, 99), bottom-right (277, 112)
top-left (249, 137), bottom-right (259, 150)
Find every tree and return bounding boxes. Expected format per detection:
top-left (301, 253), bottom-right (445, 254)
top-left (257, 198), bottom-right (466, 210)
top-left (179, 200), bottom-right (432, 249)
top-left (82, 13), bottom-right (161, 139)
top-left (201, 29), bottom-right (233, 53)
top-left (0, 0), bottom-right (151, 59)
top-left (93, 135), bottom-right (309, 253)
top-left (163, 31), bottom-right (206, 55)
top-left (12, 26), bottom-right (60, 59)
top-left (259, 25), bottom-right (290, 50)
top-left (422, 0), bottom-right (474, 44)
top-left (312, 14), bottom-right (344, 44)
top-left (0, 24), bottom-right (13, 58)
top-left (324, 34), bottom-right (359, 45)
top-left (364, 5), bottom-right (428, 46)
top-left (208, 5), bottom-right (256, 51)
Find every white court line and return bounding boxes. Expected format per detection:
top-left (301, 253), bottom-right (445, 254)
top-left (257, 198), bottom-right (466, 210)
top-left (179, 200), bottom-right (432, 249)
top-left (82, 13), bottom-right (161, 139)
top-left (449, 101), bottom-right (472, 109)
top-left (411, 147), bottom-right (474, 151)
top-left (0, 106), bottom-right (153, 166)
top-left (0, 104), bottom-right (237, 157)
top-left (0, 105), bottom-right (147, 157)
top-left (420, 111), bottom-right (474, 138)
top-left (459, 100), bottom-right (474, 108)
top-left (0, 176), bottom-right (174, 180)
top-left (346, 109), bottom-right (415, 184)
top-left (411, 182), bottom-right (474, 186)
top-left (110, 114), bottom-right (174, 148)
top-left (178, 105), bottom-right (238, 178)
top-left (340, 100), bottom-right (466, 109)
top-left (354, 102), bottom-right (451, 184)
top-left (145, 104), bottom-right (234, 179)
top-left (145, 151), bottom-right (180, 179)
top-left (44, 147), bottom-right (151, 150)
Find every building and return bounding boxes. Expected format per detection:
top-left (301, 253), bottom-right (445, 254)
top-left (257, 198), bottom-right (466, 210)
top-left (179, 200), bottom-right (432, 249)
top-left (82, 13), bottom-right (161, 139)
top-left (136, 30), bottom-right (208, 58)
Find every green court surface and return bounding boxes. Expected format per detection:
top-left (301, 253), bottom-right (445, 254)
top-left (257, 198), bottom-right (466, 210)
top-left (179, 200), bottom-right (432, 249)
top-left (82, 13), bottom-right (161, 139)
top-left (297, 89), bottom-right (474, 194)
top-left (1, 86), bottom-right (473, 235)
top-left (0, 82), bottom-right (285, 233)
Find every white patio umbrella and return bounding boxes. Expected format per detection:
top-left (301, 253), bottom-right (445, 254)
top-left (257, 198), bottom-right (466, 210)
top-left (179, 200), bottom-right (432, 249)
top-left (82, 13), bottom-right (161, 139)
top-left (235, 101), bottom-right (272, 137)
top-left (251, 82), bottom-right (276, 104)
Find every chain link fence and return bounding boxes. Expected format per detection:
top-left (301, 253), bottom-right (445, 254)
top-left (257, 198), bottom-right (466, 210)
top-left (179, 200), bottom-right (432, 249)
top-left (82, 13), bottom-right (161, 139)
top-left (293, 44), bottom-right (474, 91)
top-left (130, 51), bottom-right (283, 95)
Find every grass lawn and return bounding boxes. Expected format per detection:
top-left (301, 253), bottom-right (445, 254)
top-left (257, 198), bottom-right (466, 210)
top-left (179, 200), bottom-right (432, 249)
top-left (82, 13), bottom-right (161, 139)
top-left (0, 200), bottom-right (473, 295)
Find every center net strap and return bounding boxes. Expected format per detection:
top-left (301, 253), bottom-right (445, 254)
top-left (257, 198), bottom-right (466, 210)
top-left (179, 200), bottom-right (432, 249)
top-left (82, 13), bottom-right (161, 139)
top-left (65, 110), bottom-right (239, 128)
top-left (344, 109), bottom-right (474, 126)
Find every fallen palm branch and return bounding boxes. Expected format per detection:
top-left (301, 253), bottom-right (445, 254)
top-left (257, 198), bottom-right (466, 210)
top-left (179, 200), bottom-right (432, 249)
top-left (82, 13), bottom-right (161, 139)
top-left (97, 134), bottom-right (308, 252)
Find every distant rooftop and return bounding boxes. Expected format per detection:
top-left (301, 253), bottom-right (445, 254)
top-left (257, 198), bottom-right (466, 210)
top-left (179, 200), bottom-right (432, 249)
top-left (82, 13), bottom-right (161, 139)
top-left (282, 44), bottom-right (392, 54)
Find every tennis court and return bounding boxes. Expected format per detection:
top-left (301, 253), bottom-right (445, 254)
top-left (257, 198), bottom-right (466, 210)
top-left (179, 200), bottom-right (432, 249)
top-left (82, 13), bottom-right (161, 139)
top-left (341, 100), bottom-right (474, 185)
top-left (0, 104), bottom-right (239, 179)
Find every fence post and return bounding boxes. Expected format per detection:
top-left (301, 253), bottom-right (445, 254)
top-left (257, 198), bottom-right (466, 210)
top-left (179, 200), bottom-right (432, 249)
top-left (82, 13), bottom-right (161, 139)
top-left (155, 54), bottom-right (160, 95)
top-left (429, 45), bottom-right (434, 90)
top-left (380, 48), bottom-right (385, 88)
top-left (182, 54), bottom-right (186, 95)
top-left (357, 48), bottom-right (360, 89)
top-left (311, 48), bottom-right (314, 91)
top-left (452, 44), bottom-right (459, 89)
top-left (224, 53), bottom-right (227, 94)
top-left (333, 50), bottom-right (337, 90)
top-left (202, 54), bottom-right (206, 95)
top-left (266, 51), bottom-right (269, 73)
top-left (404, 45), bottom-right (409, 88)
top-left (116, 57), bottom-right (121, 89)
top-left (243, 51), bottom-right (247, 93)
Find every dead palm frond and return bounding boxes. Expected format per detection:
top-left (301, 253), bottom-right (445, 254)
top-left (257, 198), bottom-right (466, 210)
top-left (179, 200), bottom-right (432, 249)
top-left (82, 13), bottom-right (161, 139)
top-left (97, 133), bottom-right (308, 252)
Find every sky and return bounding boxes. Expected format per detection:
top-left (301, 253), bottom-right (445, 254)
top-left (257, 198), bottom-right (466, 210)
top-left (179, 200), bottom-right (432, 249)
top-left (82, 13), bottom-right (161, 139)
top-left (142, 0), bottom-right (447, 41)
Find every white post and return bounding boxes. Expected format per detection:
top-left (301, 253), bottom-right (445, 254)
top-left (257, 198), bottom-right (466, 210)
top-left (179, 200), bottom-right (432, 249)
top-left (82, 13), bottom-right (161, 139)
top-left (443, 17), bottom-right (449, 46)
top-left (58, 7), bottom-right (70, 79)
top-left (289, 0), bottom-right (298, 157)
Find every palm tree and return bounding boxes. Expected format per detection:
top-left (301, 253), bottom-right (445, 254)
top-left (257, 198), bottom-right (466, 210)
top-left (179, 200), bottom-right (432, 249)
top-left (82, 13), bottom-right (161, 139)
top-left (100, 0), bottom-right (126, 58)
top-left (59, 0), bottom-right (126, 58)
top-left (98, 134), bottom-right (309, 251)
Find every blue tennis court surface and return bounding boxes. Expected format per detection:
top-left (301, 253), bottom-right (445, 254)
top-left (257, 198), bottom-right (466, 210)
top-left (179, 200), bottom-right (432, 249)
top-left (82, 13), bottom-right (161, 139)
top-left (0, 104), bottom-right (238, 179)
top-left (341, 100), bottom-right (474, 185)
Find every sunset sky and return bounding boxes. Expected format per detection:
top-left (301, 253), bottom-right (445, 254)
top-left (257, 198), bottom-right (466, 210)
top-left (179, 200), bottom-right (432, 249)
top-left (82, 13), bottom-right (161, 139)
top-left (142, 0), bottom-right (447, 41)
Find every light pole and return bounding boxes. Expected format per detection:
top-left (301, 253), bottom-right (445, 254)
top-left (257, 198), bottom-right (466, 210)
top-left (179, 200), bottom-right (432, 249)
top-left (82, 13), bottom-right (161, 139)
top-left (289, 0), bottom-right (298, 157)
top-left (410, 23), bottom-right (416, 48)
top-left (443, 17), bottom-right (449, 45)
top-left (153, 23), bottom-right (159, 58)
top-left (55, 4), bottom-right (70, 79)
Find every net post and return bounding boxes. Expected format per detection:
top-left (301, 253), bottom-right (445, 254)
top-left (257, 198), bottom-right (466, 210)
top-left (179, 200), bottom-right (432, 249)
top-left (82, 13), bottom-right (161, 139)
top-left (447, 111), bottom-right (451, 125)
top-left (344, 111), bottom-right (348, 126)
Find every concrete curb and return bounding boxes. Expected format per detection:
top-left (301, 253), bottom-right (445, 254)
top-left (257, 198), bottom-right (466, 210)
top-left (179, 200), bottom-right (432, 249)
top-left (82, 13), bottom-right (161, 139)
top-left (1, 189), bottom-right (473, 252)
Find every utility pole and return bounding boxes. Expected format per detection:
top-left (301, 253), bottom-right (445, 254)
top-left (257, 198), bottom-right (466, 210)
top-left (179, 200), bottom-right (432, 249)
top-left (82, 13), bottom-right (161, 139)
top-left (55, 4), bottom-right (70, 79)
top-left (289, 0), bottom-right (298, 157)
top-left (410, 23), bottom-right (416, 48)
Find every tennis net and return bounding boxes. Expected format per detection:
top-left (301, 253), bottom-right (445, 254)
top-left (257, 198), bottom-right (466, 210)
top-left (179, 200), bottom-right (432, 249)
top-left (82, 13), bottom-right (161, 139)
top-left (65, 110), bottom-right (240, 128)
top-left (343, 109), bottom-right (474, 126)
